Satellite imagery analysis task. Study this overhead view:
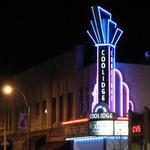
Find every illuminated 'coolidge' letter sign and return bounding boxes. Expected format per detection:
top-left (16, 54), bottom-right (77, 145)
top-left (98, 46), bottom-right (114, 105)
top-left (100, 49), bottom-right (107, 102)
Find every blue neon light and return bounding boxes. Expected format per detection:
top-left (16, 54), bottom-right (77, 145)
top-left (91, 7), bottom-right (102, 43)
top-left (87, 6), bottom-right (123, 46)
top-left (111, 28), bottom-right (123, 46)
top-left (90, 20), bottom-right (99, 43)
top-left (109, 20), bottom-right (117, 44)
top-left (66, 136), bottom-right (128, 142)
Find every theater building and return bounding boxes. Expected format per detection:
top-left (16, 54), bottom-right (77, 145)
top-left (0, 5), bottom-right (150, 150)
top-left (0, 45), bottom-right (150, 150)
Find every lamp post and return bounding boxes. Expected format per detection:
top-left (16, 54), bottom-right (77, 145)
top-left (2, 85), bottom-right (30, 150)
top-left (1, 85), bottom-right (11, 150)
top-left (3, 112), bottom-right (6, 150)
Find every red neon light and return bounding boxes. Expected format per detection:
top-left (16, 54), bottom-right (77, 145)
top-left (132, 125), bottom-right (142, 133)
top-left (116, 117), bottom-right (128, 121)
top-left (62, 118), bottom-right (89, 125)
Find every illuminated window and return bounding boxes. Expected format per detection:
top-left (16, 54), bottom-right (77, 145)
top-left (52, 97), bottom-right (56, 124)
top-left (2, 112), bottom-right (4, 128)
top-left (36, 102), bottom-right (39, 126)
top-left (42, 100), bottom-right (47, 125)
top-left (59, 95), bottom-right (64, 122)
top-left (16, 108), bottom-right (20, 129)
top-left (0, 112), bottom-right (3, 128)
top-left (6, 111), bottom-right (8, 131)
top-left (67, 93), bottom-right (73, 120)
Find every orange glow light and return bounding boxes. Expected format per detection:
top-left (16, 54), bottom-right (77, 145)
top-left (62, 118), bottom-right (89, 125)
top-left (116, 117), bottom-right (128, 121)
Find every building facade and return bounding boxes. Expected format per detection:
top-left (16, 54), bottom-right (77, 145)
top-left (0, 45), bottom-right (150, 149)
top-left (0, 45), bottom-right (94, 149)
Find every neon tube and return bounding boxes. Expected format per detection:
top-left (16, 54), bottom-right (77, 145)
top-left (91, 20), bottom-right (99, 43)
top-left (129, 100), bottom-right (134, 111)
top-left (115, 69), bottom-right (123, 117)
top-left (62, 118), bottom-right (89, 125)
top-left (123, 82), bottom-right (129, 116)
top-left (117, 117), bottom-right (128, 121)
top-left (91, 6), bottom-right (101, 42)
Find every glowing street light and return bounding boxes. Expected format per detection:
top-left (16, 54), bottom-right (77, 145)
top-left (2, 84), bottom-right (31, 150)
top-left (2, 85), bottom-right (13, 94)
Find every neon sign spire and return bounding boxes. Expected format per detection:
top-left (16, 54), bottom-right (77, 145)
top-left (87, 6), bottom-right (134, 117)
top-left (87, 6), bottom-right (123, 47)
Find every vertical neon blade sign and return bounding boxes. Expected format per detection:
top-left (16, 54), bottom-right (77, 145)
top-left (87, 6), bottom-right (124, 115)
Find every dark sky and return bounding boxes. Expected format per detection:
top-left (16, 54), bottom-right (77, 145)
top-left (0, 0), bottom-right (150, 75)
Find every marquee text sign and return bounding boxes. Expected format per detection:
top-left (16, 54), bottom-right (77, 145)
top-left (89, 112), bottom-right (114, 120)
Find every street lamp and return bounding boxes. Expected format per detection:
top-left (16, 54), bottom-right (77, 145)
top-left (2, 84), bottom-right (30, 150)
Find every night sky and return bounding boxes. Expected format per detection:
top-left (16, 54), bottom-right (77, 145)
top-left (0, 0), bottom-right (150, 75)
